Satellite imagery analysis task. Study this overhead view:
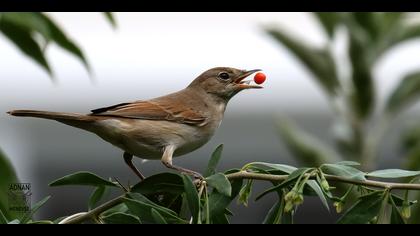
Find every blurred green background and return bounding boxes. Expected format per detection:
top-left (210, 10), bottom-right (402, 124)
top-left (1, 12), bottom-right (420, 223)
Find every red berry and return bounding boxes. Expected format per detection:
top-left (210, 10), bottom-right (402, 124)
top-left (254, 72), bottom-right (266, 85)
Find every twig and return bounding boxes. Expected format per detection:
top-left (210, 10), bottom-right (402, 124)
top-left (62, 171), bottom-right (420, 224)
top-left (62, 196), bottom-right (124, 224)
top-left (225, 171), bottom-right (420, 191)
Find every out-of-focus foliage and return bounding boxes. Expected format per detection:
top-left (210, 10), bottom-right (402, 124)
top-left (267, 12), bottom-right (420, 223)
top-left (0, 12), bottom-right (115, 80)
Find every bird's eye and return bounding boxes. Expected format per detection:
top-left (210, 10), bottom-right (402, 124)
top-left (218, 72), bottom-right (230, 80)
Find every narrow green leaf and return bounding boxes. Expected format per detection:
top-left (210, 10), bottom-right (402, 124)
top-left (263, 200), bottom-right (283, 224)
top-left (350, 13), bottom-right (381, 40)
top-left (27, 220), bottom-right (53, 224)
top-left (246, 162), bottom-right (296, 174)
top-left (255, 168), bottom-right (309, 201)
top-left (376, 192), bottom-right (391, 224)
top-left (313, 12), bottom-right (341, 38)
top-left (37, 14), bottom-right (91, 73)
top-left (127, 193), bottom-right (179, 216)
top-left (276, 117), bottom-right (340, 167)
top-left (238, 180), bottom-right (253, 206)
top-left (335, 161), bottom-right (361, 166)
top-left (206, 173), bottom-right (231, 197)
top-left (307, 180), bottom-right (330, 212)
top-left (103, 12), bottom-right (117, 28)
top-left (151, 209), bottom-right (168, 224)
top-left (386, 72), bottom-right (420, 114)
top-left (348, 26), bottom-right (375, 119)
top-left (102, 212), bottom-right (141, 224)
top-left (0, 19), bottom-right (52, 75)
top-left (0, 210), bottom-right (7, 224)
top-left (390, 197), bottom-right (406, 224)
top-left (367, 169), bottom-right (420, 179)
top-left (337, 191), bottom-right (383, 224)
top-left (205, 144), bottom-right (224, 177)
top-left (124, 197), bottom-right (187, 224)
top-left (321, 164), bottom-right (366, 181)
top-left (21, 196), bottom-right (51, 223)
top-left (390, 194), bottom-right (417, 207)
top-left (101, 203), bottom-right (128, 217)
top-left (181, 174), bottom-right (200, 224)
top-left (8, 219), bottom-right (20, 224)
top-left (88, 186), bottom-right (107, 210)
top-left (208, 179), bottom-right (243, 222)
top-left (49, 171), bottom-right (117, 187)
top-left (267, 28), bottom-right (339, 95)
top-left (131, 173), bottom-right (183, 195)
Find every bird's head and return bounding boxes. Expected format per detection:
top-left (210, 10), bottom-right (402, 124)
top-left (188, 67), bottom-right (263, 101)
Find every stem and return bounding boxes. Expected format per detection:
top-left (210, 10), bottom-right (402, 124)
top-left (62, 170), bottom-right (420, 224)
top-left (225, 171), bottom-right (420, 191)
top-left (63, 196), bottom-right (124, 224)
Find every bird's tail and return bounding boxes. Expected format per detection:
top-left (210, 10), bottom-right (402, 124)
top-left (7, 110), bottom-right (98, 131)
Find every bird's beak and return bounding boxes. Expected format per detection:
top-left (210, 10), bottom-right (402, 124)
top-left (234, 69), bottom-right (263, 89)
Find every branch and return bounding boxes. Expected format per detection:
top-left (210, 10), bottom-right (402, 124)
top-left (61, 196), bottom-right (124, 224)
top-left (62, 171), bottom-right (420, 224)
top-left (225, 171), bottom-right (420, 191)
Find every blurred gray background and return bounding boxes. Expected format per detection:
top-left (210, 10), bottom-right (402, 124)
top-left (1, 12), bottom-right (420, 223)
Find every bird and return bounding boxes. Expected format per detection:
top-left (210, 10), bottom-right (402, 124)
top-left (7, 67), bottom-right (263, 180)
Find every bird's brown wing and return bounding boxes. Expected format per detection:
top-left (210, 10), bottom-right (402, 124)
top-left (90, 100), bottom-right (208, 126)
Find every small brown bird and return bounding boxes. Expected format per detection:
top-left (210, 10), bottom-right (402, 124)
top-left (7, 67), bottom-right (262, 180)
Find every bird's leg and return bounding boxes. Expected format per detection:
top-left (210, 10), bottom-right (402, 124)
top-left (123, 152), bottom-right (145, 181)
top-left (161, 145), bottom-right (204, 180)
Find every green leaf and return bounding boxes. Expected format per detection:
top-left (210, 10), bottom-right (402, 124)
top-left (127, 193), bottom-right (178, 216)
top-left (8, 219), bottom-right (20, 224)
top-left (255, 168), bottom-right (309, 201)
top-left (0, 149), bottom-right (26, 221)
top-left (0, 18), bottom-right (52, 75)
top-left (313, 12), bottom-right (341, 38)
top-left (124, 196), bottom-right (187, 224)
top-left (206, 173), bottom-right (231, 197)
top-left (386, 72), bottom-right (420, 114)
top-left (49, 171), bottom-right (117, 187)
top-left (131, 173), bottom-right (184, 195)
top-left (103, 12), bottom-right (117, 28)
top-left (390, 197), bottom-right (406, 224)
top-left (36, 14), bottom-right (90, 73)
top-left (204, 144), bottom-right (224, 177)
top-left (390, 194), bottom-right (417, 207)
top-left (337, 191), bottom-right (383, 224)
top-left (246, 162), bottom-right (296, 174)
top-left (321, 164), bottom-right (366, 181)
top-left (276, 117), bottom-right (339, 167)
top-left (181, 174), bottom-right (200, 224)
top-left (350, 13), bottom-right (381, 40)
top-left (21, 196), bottom-right (51, 223)
top-left (348, 26), bottom-right (375, 119)
top-left (376, 192), bottom-right (391, 224)
top-left (88, 186), bottom-right (107, 210)
top-left (102, 212), bottom-right (141, 224)
top-left (0, 210), bottom-right (7, 224)
top-left (151, 209), bottom-right (168, 224)
top-left (367, 169), bottom-right (420, 179)
top-left (267, 28), bottom-right (339, 95)
top-left (27, 220), bottom-right (54, 224)
top-left (263, 201), bottom-right (283, 224)
top-left (335, 161), bottom-right (361, 166)
top-left (101, 203), bottom-right (128, 217)
top-left (238, 180), bottom-right (253, 206)
top-left (307, 180), bottom-right (330, 212)
top-left (208, 179), bottom-right (243, 222)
